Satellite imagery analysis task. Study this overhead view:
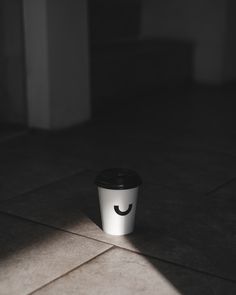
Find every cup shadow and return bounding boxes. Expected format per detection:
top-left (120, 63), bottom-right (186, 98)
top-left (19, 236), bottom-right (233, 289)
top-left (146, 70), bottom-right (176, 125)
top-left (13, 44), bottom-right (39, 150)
top-left (84, 183), bottom-right (236, 294)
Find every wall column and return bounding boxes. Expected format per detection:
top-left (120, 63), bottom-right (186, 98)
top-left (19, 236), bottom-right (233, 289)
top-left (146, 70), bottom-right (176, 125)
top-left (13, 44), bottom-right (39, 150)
top-left (23, 0), bottom-right (90, 129)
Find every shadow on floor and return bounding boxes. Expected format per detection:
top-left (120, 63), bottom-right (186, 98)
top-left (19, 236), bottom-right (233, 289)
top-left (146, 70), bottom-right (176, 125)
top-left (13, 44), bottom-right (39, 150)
top-left (0, 85), bottom-right (236, 294)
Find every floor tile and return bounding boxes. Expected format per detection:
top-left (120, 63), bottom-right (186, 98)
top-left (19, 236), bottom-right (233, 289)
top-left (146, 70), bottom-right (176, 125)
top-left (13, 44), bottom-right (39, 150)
top-left (0, 170), bottom-right (102, 227)
top-left (1, 172), bottom-right (235, 281)
top-left (1, 108), bottom-right (235, 201)
top-left (52, 119), bottom-right (236, 194)
top-left (111, 134), bottom-right (236, 193)
top-left (151, 147), bottom-right (236, 192)
top-left (0, 125), bottom-right (153, 201)
top-left (33, 247), bottom-right (236, 295)
top-left (205, 179), bottom-right (236, 236)
top-left (1, 86), bottom-right (236, 293)
top-left (0, 213), bottom-right (111, 295)
top-left (0, 132), bottom-right (88, 200)
top-left (209, 178), bottom-right (236, 195)
top-left (0, 124), bottom-right (27, 143)
top-left (0, 185), bottom-right (16, 201)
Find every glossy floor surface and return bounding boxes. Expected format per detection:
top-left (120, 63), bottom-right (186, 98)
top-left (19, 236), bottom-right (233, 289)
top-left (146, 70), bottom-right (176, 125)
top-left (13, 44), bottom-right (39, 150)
top-left (0, 86), bottom-right (236, 294)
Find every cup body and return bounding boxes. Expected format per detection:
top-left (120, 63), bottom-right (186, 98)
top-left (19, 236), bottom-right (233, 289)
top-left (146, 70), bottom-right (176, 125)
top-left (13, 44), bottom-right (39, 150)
top-left (98, 186), bottom-right (139, 235)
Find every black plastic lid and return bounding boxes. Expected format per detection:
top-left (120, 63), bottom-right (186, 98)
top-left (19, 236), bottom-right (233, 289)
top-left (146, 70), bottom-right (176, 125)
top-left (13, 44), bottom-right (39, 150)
top-left (95, 168), bottom-right (142, 190)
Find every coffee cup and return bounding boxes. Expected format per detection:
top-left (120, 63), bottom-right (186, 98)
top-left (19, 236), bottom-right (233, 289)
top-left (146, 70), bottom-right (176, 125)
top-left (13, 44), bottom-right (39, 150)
top-left (95, 168), bottom-right (142, 235)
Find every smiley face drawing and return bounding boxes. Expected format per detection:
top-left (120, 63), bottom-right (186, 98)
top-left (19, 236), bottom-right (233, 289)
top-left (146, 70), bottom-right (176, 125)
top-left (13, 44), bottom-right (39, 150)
top-left (114, 204), bottom-right (133, 216)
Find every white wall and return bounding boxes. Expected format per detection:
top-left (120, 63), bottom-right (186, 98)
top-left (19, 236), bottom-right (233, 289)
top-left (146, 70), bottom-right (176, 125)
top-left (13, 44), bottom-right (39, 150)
top-left (141, 0), bottom-right (227, 83)
top-left (24, 0), bottom-right (90, 129)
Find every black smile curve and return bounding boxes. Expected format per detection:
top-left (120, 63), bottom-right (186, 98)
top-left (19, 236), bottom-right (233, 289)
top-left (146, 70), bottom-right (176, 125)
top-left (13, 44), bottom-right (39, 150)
top-left (114, 204), bottom-right (133, 216)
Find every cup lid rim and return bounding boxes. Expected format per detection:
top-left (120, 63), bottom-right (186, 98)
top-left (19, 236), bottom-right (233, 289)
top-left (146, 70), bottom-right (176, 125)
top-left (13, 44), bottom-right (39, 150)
top-left (95, 168), bottom-right (142, 190)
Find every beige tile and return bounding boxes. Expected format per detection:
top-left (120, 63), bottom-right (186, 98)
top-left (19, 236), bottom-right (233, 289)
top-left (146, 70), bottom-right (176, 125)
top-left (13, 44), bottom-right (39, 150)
top-left (33, 247), bottom-right (236, 295)
top-left (1, 172), bottom-right (235, 281)
top-left (0, 213), bottom-right (111, 295)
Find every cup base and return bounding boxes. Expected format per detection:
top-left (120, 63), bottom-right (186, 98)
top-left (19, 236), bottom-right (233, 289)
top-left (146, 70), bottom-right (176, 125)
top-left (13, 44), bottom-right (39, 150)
top-left (103, 229), bottom-right (134, 236)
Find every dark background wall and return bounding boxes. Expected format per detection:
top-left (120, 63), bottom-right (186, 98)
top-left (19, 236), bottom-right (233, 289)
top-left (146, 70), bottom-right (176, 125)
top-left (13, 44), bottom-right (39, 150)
top-left (47, 0), bottom-right (90, 129)
top-left (89, 0), bottom-right (141, 42)
top-left (89, 0), bottom-right (193, 113)
top-left (223, 0), bottom-right (236, 80)
top-left (141, 0), bottom-right (228, 82)
top-left (1, 0), bottom-right (236, 127)
top-left (0, 0), bottom-right (26, 125)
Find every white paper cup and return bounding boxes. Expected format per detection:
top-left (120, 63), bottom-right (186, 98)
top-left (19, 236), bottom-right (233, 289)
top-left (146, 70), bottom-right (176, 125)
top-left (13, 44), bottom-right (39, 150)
top-left (95, 168), bottom-right (141, 236)
top-left (98, 186), bottom-right (139, 235)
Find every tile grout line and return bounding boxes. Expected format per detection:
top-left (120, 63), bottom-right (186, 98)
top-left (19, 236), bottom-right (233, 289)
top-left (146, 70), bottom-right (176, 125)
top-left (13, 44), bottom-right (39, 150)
top-left (0, 168), bottom-right (94, 204)
top-left (205, 177), bottom-right (236, 195)
top-left (27, 246), bottom-right (115, 295)
top-left (115, 246), bottom-right (236, 285)
top-left (0, 210), bottom-right (236, 285)
top-left (0, 210), bottom-right (115, 248)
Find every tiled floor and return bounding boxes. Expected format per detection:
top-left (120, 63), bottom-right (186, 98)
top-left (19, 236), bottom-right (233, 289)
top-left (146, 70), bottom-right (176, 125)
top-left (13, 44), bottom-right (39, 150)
top-left (0, 86), bottom-right (236, 294)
